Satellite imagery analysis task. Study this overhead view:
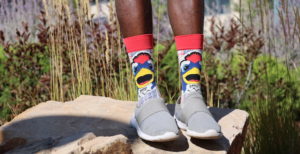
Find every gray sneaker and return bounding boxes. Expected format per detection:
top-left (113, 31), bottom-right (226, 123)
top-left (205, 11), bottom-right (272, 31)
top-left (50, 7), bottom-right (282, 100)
top-left (174, 92), bottom-right (222, 139)
top-left (130, 98), bottom-right (179, 142)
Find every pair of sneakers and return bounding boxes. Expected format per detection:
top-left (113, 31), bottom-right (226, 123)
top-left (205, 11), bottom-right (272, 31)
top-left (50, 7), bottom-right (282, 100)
top-left (130, 92), bottom-right (222, 142)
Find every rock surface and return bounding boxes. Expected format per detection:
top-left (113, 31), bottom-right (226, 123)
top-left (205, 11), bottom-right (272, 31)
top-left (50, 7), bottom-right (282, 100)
top-left (0, 95), bottom-right (249, 154)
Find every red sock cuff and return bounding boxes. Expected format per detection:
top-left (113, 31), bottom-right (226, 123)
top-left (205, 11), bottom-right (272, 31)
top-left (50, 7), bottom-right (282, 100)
top-left (174, 34), bottom-right (204, 50)
top-left (123, 34), bottom-right (154, 53)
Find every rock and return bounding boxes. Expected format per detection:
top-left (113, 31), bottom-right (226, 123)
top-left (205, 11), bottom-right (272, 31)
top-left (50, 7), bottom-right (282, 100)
top-left (0, 95), bottom-right (249, 154)
top-left (5, 133), bottom-right (131, 154)
top-left (77, 134), bottom-right (131, 154)
top-left (45, 133), bottom-right (131, 154)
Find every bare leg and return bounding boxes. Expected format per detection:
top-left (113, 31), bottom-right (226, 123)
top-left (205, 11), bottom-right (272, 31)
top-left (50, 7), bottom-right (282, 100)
top-left (168, 0), bottom-right (204, 36)
top-left (115, 0), bottom-right (153, 37)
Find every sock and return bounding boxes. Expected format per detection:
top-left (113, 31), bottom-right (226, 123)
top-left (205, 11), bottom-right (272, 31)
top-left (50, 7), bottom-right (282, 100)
top-left (175, 34), bottom-right (203, 97)
top-left (123, 34), bottom-right (161, 107)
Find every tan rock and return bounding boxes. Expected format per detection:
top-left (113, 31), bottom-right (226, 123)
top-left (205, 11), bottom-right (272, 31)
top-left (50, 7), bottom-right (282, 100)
top-left (78, 134), bottom-right (131, 154)
top-left (0, 95), bottom-right (249, 154)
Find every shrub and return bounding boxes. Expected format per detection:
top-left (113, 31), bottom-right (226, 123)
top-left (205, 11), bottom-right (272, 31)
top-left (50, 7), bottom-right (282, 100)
top-left (241, 55), bottom-right (300, 154)
top-left (154, 43), bottom-right (180, 102)
top-left (240, 55), bottom-right (300, 115)
top-left (244, 98), bottom-right (300, 154)
top-left (0, 43), bottom-right (50, 124)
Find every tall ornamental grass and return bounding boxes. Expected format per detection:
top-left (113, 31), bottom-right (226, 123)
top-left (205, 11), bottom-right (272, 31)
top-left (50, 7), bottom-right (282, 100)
top-left (42, 0), bottom-right (136, 102)
top-left (239, 0), bottom-right (300, 153)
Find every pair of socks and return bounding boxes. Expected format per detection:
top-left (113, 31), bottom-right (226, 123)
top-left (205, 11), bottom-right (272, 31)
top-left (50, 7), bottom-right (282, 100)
top-left (124, 34), bottom-right (203, 106)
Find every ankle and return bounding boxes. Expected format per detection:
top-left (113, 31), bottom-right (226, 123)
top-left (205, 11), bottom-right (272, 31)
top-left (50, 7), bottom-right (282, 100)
top-left (175, 34), bottom-right (204, 98)
top-left (123, 34), bottom-right (161, 106)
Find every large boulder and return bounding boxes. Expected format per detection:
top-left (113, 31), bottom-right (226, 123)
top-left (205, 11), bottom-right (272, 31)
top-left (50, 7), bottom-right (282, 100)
top-left (0, 95), bottom-right (249, 154)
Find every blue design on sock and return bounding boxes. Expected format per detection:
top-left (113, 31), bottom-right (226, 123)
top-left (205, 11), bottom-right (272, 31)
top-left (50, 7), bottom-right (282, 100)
top-left (179, 50), bottom-right (202, 92)
top-left (131, 52), bottom-right (156, 89)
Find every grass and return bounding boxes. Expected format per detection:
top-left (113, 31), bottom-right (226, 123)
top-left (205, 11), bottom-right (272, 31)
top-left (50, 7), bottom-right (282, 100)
top-left (41, 0), bottom-right (136, 102)
top-left (239, 0), bottom-right (300, 153)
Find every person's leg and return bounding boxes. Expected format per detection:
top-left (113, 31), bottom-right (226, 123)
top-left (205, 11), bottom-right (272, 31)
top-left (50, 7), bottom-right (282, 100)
top-left (168, 0), bottom-right (204, 36)
top-left (115, 0), bottom-right (152, 37)
top-left (115, 0), bottom-right (179, 142)
top-left (168, 0), bottom-right (221, 139)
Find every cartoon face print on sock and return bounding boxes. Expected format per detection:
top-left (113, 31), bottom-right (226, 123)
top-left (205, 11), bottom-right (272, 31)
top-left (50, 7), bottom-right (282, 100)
top-left (131, 51), bottom-right (155, 89)
top-left (179, 50), bottom-right (202, 92)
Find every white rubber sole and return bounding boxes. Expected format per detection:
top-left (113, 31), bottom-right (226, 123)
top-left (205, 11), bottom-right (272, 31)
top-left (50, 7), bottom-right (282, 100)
top-left (130, 117), bottom-right (179, 142)
top-left (174, 116), bottom-right (222, 139)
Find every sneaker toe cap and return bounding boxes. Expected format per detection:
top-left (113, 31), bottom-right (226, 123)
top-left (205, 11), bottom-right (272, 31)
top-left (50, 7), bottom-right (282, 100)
top-left (140, 111), bottom-right (179, 136)
top-left (188, 112), bottom-right (221, 133)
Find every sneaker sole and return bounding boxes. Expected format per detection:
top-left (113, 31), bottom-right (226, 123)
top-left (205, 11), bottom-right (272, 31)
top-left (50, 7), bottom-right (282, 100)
top-left (174, 116), bottom-right (222, 139)
top-left (130, 117), bottom-right (179, 142)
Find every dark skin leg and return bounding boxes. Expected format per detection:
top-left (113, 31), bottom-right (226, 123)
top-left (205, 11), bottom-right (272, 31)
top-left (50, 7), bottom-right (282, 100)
top-left (115, 0), bottom-right (204, 37)
top-left (168, 0), bottom-right (204, 36)
top-left (115, 0), bottom-right (153, 38)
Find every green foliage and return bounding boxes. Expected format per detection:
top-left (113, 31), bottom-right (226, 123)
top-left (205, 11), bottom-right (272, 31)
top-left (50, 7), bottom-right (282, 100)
top-left (0, 44), bottom-right (50, 124)
top-left (241, 55), bottom-right (300, 154)
top-left (155, 43), bottom-right (180, 102)
top-left (241, 55), bottom-right (300, 114)
top-left (244, 99), bottom-right (300, 154)
top-left (253, 55), bottom-right (291, 82)
top-left (0, 46), bottom-right (5, 60)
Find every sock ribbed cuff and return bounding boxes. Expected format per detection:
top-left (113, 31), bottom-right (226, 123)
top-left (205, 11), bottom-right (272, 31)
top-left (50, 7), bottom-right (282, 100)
top-left (174, 34), bottom-right (204, 50)
top-left (123, 34), bottom-right (154, 53)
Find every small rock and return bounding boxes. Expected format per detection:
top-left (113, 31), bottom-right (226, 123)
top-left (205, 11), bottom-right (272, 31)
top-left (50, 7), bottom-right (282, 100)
top-left (78, 135), bottom-right (131, 154)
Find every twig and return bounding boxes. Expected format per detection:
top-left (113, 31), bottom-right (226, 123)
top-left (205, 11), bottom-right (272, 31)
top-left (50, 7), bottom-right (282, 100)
top-left (237, 61), bottom-right (253, 105)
